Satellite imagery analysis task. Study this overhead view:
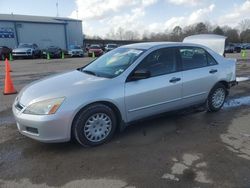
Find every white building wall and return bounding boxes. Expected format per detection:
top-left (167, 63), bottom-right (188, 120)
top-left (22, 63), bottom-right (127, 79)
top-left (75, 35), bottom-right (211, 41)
top-left (65, 20), bottom-right (83, 48)
top-left (0, 21), bottom-right (17, 48)
top-left (16, 22), bottom-right (66, 49)
top-left (0, 18), bottom-right (83, 50)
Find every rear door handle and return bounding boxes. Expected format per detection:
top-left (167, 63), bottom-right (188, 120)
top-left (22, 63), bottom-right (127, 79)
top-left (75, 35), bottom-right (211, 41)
top-left (169, 77), bottom-right (181, 83)
top-left (209, 69), bottom-right (218, 74)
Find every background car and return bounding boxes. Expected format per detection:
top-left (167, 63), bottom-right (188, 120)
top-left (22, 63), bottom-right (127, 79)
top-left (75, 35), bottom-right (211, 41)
top-left (104, 44), bottom-right (118, 52)
top-left (242, 44), bottom-right (250, 49)
top-left (42, 46), bottom-right (62, 58)
top-left (0, 46), bottom-right (12, 60)
top-left (225, 44), bottom-right (235, 53)
top-left (68, 45), bottom-right (84, 57)
top-left (88, 44), bottom-right (103, 57)
top-left (233, 45), bottom-right (241, 53)
top-left (12, 43), bottom-right (41, 58)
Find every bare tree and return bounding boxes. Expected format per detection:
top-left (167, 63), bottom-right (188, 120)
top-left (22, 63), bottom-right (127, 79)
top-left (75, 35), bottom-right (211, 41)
top-left (240, 29), bottom-right (250, 43)
top-left (224, 28), bottom-right (240, 43)
top-left (195, 22), bottom-right (208, 34)
top-left (239, 19), bottom-right (250, 32)
top-left (213, 26), bottom-right (224, 35)
top-left (117, 27), bottom-right (124, 40)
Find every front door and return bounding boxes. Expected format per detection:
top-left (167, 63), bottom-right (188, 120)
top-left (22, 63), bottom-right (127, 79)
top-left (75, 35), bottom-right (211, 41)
top-left (125, 47), bottom-right (183, 122)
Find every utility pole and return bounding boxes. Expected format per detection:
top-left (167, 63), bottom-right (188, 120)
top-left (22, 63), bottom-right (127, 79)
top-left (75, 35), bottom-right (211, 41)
top-left (56, 0), bottom-right (59, 17)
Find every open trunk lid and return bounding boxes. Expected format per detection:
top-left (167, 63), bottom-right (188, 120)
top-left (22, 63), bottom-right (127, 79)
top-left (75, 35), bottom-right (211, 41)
top-left (183, 34), bottom-right (227, 56)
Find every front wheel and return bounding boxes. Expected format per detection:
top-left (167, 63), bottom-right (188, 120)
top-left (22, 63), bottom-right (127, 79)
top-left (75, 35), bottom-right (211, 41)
top-left (206, 83), bottom-right (227, 112)
top-left (73, 104), bottom-right (117, 147)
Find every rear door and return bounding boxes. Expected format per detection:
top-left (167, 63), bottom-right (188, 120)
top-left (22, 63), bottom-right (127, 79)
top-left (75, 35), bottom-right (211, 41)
top-left (178, 46), bottom-right (219, 107)
top-left (125, 47), bottom-right (183, 122)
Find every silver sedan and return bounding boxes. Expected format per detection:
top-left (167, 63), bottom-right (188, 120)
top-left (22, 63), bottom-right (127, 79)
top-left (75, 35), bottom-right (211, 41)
top-left (13, 42), bottom-right (236, 147)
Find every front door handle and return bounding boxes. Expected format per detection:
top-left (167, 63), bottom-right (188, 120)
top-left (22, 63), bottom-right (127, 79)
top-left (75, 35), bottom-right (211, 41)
top-left (209, 69), bottom-right (218, 74)
top-left (169, 77), bottom-right (181, 83)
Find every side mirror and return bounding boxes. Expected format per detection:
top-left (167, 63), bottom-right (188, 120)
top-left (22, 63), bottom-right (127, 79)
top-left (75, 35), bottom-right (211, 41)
top-left (129, 69), bottom-right (151, 81)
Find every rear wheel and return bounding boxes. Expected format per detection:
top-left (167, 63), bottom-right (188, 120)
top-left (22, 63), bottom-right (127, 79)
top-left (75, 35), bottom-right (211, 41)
top-left (206, 83), bottom-right (227, 112)
top-left (73, 104), bottom-right (117, 147)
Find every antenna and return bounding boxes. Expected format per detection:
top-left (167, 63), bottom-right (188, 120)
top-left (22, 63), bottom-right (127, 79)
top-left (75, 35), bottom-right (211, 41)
top-left (76, 9), bottom-right (79, 19)
top-left (56, 0), bottom-right (59, 17)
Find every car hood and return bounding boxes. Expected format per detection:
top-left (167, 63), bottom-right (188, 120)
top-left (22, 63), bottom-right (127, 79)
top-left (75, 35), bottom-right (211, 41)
top-left (13, 48), bottom-right (33, 52)
top-left (89, 49), bottom-right (102, 52)
top-left (18, 70), bottom-right (108, 106)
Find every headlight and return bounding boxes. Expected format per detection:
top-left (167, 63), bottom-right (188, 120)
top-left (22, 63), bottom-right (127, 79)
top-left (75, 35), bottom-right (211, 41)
top-left (27, 49), bottom-right (32, 52)
top-left (23, 97), bottom-right (65, 115)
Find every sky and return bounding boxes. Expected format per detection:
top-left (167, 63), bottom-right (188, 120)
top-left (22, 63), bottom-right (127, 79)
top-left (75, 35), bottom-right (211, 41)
top-left (0, 0), bottom-right (250, 38)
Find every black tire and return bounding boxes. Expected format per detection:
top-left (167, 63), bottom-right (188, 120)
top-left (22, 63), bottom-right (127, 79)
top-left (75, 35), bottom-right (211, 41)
top-left (73, 104), bottom-right (117, 147)
top-left (206, 83), bottom-right (227, 112)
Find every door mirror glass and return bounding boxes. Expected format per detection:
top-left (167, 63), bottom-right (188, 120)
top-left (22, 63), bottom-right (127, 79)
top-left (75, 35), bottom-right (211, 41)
top-left (129, 69), bottom-right (151, 81)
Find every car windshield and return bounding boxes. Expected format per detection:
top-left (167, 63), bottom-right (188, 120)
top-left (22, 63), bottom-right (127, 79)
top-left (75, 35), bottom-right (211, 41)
top-left (69, 45), bottom-right (81, 49)
top-left (90, 46), bottom-right (101, 49)
top-left (107, 44), bottom-right (117, 48)
top-left (18, 44), bottom-right (33, 48)
top-left (81, 48), bottom-right (144, 78)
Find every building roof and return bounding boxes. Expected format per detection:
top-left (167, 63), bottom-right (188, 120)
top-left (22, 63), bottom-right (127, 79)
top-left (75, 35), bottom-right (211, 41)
top-left (0, 14), bottom-right (81, 24)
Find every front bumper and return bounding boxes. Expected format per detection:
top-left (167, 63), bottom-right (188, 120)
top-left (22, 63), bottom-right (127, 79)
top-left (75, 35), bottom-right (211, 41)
top-left (12, 104), bottom-right (72, 143)
top-left (69, 51), bottom-right (84, 57)
top-left (12, 52), bottom-right (32, 57)
top-left (88, 51), bottom-right (103, 56)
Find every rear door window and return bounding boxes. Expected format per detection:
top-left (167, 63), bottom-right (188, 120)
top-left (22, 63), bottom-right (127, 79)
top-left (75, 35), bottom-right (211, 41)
top-left (179, 47), bottom-right (216, 70)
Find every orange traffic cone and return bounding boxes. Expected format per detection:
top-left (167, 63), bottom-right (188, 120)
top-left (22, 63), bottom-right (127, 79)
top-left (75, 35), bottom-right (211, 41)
top-left (3, 59), bottom-right (17, 95)
top-left (5, 58), bottom-right (12, 72)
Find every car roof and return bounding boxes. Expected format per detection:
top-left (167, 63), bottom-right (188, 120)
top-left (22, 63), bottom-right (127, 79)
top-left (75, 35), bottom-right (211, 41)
top-left (122, 42), bottom-right (207, 50)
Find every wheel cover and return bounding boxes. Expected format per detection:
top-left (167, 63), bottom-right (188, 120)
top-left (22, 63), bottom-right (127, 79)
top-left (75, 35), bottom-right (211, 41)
top-left (212, 88), bottom-right (225, 109)
top-left (84, 113), bottom-right (112, 142)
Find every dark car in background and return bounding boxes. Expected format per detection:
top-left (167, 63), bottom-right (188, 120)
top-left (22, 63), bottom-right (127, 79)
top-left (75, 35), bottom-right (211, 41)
top-left (242, 44), bottom-right (250, 49)
top-left (42, 46), bottom-right (62, 58)
top-left (12, 43), bottom-right (41, 58)
top-left (104, 43), bottom-right (118, 52)
top-left (0, 46), bottom-right (12, 59)
top-left (225, 43), bottom-right (241, 53)
top-left (225, 44), bottom-right (235, 53)
top-left (234, 45), bottom-right (241, 53)
top-left (88, 44), bottom-right (103, 57)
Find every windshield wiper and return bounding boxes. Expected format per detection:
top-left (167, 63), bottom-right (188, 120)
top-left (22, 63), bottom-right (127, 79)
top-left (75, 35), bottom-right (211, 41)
top-left (82, 70), bottom-right (98, 76)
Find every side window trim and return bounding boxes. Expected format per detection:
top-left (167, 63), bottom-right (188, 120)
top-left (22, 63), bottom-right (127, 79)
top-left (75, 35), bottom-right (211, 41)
top-left (178, 46), bottom-right (218, 71)
top-left (126, 47), bottom-right (180, 82)
top-left (205, 52), bottom-right (218, 66)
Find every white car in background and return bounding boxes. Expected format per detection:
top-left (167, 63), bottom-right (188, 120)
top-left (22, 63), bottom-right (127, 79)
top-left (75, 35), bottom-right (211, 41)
top-left (13, 34), bottom-right (237, 147)
top-left (105, 43), bottom-right (118, 52)
top-left (68, 45), bottom-right (84, 57)
top-left (12, 43), bottom-right (41, 58)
